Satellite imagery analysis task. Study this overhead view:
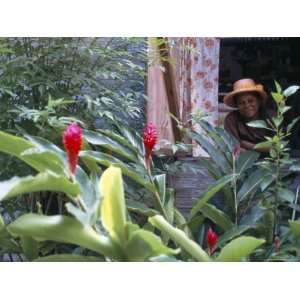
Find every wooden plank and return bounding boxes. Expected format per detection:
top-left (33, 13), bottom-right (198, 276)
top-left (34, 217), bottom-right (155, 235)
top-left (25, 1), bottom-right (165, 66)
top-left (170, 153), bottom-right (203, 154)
top-left (158, 38), bottom-right (182, 142)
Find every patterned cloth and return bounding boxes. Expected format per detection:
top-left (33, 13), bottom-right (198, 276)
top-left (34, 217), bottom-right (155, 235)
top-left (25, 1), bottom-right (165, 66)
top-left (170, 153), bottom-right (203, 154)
top-left (175, 37), bottom-right (220, 156)
top-left (147, 37), bottom-right (220, 157)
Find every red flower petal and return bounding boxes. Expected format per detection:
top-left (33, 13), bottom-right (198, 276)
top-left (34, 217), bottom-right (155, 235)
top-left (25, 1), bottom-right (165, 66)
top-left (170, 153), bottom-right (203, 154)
top-left (63, 123), bottom-right (82, 174)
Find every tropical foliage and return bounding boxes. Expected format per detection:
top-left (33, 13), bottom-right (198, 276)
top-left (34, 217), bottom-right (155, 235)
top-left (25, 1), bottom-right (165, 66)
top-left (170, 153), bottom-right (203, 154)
top-left (0, 38), bottom-right (300, 262)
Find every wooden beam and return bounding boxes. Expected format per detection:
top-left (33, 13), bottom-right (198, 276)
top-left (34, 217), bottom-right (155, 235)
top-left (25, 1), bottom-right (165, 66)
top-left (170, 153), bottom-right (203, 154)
top-left (158, 38), bottom-right (182, 142)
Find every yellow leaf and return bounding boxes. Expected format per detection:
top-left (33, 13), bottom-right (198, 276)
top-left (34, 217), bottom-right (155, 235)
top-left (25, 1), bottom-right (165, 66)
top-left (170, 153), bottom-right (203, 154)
top-left (100, 166), bottom-right (126, 246)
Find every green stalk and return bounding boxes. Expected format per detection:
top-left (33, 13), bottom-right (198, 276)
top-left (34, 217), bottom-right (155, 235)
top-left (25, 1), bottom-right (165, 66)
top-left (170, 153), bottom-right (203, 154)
top-left (232, 155), bottom-right (238, 225)
top-left (149, 215), bottom-right (210, 262)
top-left (146, 162), bottom-right (169, 222)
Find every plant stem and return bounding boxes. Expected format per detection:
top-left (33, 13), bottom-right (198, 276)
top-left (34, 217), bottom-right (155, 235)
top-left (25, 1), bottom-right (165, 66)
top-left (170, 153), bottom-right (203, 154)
top-left (146, 163), bottom-right (169, 221)
top-left (232, 155), bottom-right (238, 225)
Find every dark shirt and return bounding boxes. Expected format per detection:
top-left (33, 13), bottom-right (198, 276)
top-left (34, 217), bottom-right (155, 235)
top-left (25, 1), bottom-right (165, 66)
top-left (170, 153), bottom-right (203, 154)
top-left (224, 109), bottom-right (276, 146)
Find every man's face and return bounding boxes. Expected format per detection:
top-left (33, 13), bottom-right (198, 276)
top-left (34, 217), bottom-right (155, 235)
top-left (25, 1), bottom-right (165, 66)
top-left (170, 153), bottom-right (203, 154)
top-left (236, 92), bottom-right (260, 120)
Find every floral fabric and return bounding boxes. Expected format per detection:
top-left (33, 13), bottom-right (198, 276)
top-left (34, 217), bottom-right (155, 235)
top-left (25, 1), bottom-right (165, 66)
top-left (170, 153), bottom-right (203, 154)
top-left (175, 37), bottom-right (220, 156)
top-left (147, 37), bottom-right (220, 157)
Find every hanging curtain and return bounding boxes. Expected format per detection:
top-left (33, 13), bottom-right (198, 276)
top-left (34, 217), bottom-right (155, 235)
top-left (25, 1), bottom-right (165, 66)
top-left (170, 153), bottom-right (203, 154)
top-left (146, 38), bottom-right (176, 153)
top-left (176, 37), bottom-right (220, 156)
top-left (147, 37), bottom-right (220, 156)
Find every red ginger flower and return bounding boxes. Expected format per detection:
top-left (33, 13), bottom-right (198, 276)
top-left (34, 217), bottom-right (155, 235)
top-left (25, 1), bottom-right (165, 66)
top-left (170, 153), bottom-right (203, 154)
top-left (143, 122), bottom-right (157, 169)
top-left (206, 227), bottom-right (218, 256)
top-left (63, 123), bottom-right (83, 175)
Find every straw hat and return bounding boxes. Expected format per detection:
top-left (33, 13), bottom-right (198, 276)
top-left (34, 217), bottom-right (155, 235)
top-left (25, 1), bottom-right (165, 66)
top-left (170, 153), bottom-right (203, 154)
top-left (223, 78), bottom-right (268, 108)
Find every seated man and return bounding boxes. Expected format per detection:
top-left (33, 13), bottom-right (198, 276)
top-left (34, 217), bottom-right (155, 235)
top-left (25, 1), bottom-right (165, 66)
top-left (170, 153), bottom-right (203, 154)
top-left (224, 78), bottom-right (275, 154)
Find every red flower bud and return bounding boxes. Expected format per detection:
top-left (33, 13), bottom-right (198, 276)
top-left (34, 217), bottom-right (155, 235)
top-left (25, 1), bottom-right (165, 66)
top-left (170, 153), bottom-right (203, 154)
top-left (206, 227), bottom-right (218, 255)
top-left (143, 123), bottom-right (157, 169)
top-left (63, 123), bottom-right (83, 175)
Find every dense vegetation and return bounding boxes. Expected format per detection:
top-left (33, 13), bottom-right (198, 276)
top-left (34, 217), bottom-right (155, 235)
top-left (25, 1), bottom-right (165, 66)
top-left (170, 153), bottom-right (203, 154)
top-left (1, 38), bottom-right (300, 261)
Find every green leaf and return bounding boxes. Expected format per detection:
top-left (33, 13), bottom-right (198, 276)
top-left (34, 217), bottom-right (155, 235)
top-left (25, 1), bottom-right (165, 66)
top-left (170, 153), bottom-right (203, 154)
top-left (97, 129), bottom-right (140, 156)
top-left (69, 170), bottom-right (101, 226)
top-left (190, 174), bottom-right (234, 218)
top-left (278, 106), bottom-right (291, 114)
top-left (100, 166), bottom-right (127, 246)
top-left (0, 172), bottom-right (80, 202)
top-left (247, 120), bottom-right (269, 129)
top-left (274, 80), bottom-right (282, 93)
top-left (278, 188), bottom-right (295, 203)
top-left (287, 116), bottom-right (300, 133)
top-left (273, 116), bottom-right (284, 128)
top-left (283, 86), bottom-right (300, 98)
top-left (34, 254), bottom-right (104, 262)
top-left (198, 203), bottom-right (234, 231)
top-left (198, 158), bottom-right (222, 179)
top-left (0, 131), bottom-right (69, 176)
top-left (289, 220), bottom-right (300, 238)
top-left (83, 129), bottom-right (138, 163)
top-left (115, 122), bottom-right (144, 154)
top-left (20, 236), bottom-right (39, 261)
top-left (217, 225), bottom-right (250, 248)
top-left (271, 92), bottom-right (284, 103)
top-left (188, 131), bottom-right (232, 174)
top-left (236, 150), bottom-right (260, 174)
top-left (0, 130), bottom-right (34, 159)
top-left (216, 236), bottom-right (265, 262)
top-left (21, 148), bottom-right (66, 175)
top-left (125, 228), bottom-right (179, 262)
top-left (149, 215), bottom-right (210, 262)
top-left (80, 150), bottom-right (154, 192)
top-left (237, 168), bottom-right (269, 203)
top-left (255, 141), bottom-right (273, 149)
top-left (164, 189), bottom-right (175, 225)
top-left (239, 204), bottom-right (266, 226)
top-left (7, 213), bottom-right (123, 260)
top-left (154, 174), bottom-right (166, 205)
top-left (126, 199), bottom-right (158, 216)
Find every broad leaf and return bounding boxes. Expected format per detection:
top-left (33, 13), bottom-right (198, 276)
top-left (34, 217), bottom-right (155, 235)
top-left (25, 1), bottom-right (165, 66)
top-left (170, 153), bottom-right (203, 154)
top-left (190, 174), bottom-right (234, 218)
top-left (287, 116), bottom-right (300, 133)
top-left (154, 174), bottom-right (166, 205)
top-left (236, 151), bottom-right (259, 174)
top-left (271, 92), bottom-right (284, 103)
top-left (240, 204), bottom-right (266, 226)
top-left (100, 166), bottom-right (127, 246)
top-left (274, 80), bottom-right (282, 93)
top-left (216, 236), bottom-right (265, 262)
top-left (83, 129), bottom-right (138, 163)
top-left (126, 199), bottom-right (158, 216)
top-left (289, 220), bottom-right (300, 238)
top-left (247, 120), bottom-right (269, 129)
top-left (20, 236), bottom-right (39, 261)
top-left (97, 129), bottom-right (140, 155)
top-left (197, 203), bottom-right (234, 231)
top-left (0, 172), bottom-right (80, 202)
top-left (7, 213), bottom-right (122, 260)
top-left (237, 168), bottom-right (269, 203)
top-left (125, 228), bottom-right (179, 262)
top-left (217, 225), bottom-right (250, 248)
top-left (283, 85), bottom-right (300, 98)
top-left (80, 150), bottom-right (154, 192)
top-left (149, 215), bottom-right (210, 262)
top-left (189, 131), bottom-right (232, 174)
top-left (21, 148), bottom-right (66, 176)
top-left (278, 188), bottom-right (295, 203)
